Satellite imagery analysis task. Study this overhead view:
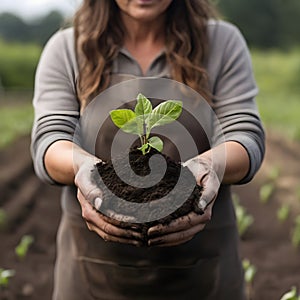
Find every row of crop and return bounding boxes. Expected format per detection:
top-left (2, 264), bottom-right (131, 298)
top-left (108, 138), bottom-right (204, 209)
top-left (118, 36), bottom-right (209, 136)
top-left (1, 207), bottom-right (299, 298)
top-left (236, 166), bottom-right (300, 248)
top-left (0, 102), bottom-right (33, 148)
top-left (234, 165), bottom-right (300, 299)
top-left (0, 234), bottom-right (34, 288)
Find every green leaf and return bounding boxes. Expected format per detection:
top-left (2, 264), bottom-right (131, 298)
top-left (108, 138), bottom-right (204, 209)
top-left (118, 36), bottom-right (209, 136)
top-left (149, 100), bottom-right (182, 129)
top-left (109, 95), bottom-right (183, 155)
top-left (244, 264), bottom-right (256, 283)
top-left (259, 183), bottom-right (274, 203)
top-left (292, 215), bottom-right (300, 248)
top-left (110, 109), bottom-right (136, 128)
top-left (121, 115), bottom-right (145, 135)
top-left (280, 286), bottom-right (298, 300)
top-left (242, 259), bottom-right (256, 284)
top-left (233, 196), bottom-right (254, 237)
top-left (135, 93), bottom-right (152, 116)
top-left (277, 204), bottom-right (290, 222)
top-left (110, 109), bottom-right (140, 134)
top-left (0, 269), bottom-right (15, 287)
top-left (267, 165), bottom-right (280, 181)
top-left (148, 136), bottom-right (163, 152)
top-left (15, 235), bottom-right (34, 259)
top-left (135, 94), bottom-right (153, 136)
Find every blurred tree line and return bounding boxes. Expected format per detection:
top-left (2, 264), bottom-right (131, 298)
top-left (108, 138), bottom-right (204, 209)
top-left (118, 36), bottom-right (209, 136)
top-left (0, 0), bottom-right (300, 90)
top-left (0, 10), bottom-right (66, 90)
top-left (0, 10), bottom-right (65, 46)
top-left (217, 0), bottom-right (300, 49)
top-left (1, 0), bottom-right (300, 48)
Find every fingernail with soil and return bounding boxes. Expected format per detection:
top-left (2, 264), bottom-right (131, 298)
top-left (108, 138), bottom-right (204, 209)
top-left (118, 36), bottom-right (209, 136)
top-left (148, 238), bottom-right (163, 246)
top-left (130, 225), bottom-right (140, 231)
top-left (133, 240), bottom-right (143, 247)
top-left (130, 231), bottom-right (143, 240)
top-left (147, 226), bottom-right (162, 237)
top-left (94, 197), bottom-right (102, 210)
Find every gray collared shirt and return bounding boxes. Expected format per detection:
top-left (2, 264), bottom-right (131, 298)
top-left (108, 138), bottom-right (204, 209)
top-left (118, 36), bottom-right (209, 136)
top-left (31, 19), bottom-right (265, 228)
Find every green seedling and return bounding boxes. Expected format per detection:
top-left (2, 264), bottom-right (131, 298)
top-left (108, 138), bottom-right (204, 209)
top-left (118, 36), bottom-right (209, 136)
top-left (296, 186), bottom-right (300, 202)
top-left (15, 235), bottom-right (34, 259)
top-left (233, 194), bottom-right (254, 238)
top-left (0, 268), bottom-right (15, 288)
top-left (291, 215), bottom-right (300, 248)
top-left (110, 93), bottom-right (182, 155)
top-left (243, 259), bottom-right (256, 284)
top-left (280, 286), bottom-right (300, 300)
top-left (277, 204), bottom-right (290, 222)
top-left (267, 165), bottom-right (280, 181)
top-left (242, 259), bottom-right (256, 300)
top-left (259, 182), bottom-right (275, 204)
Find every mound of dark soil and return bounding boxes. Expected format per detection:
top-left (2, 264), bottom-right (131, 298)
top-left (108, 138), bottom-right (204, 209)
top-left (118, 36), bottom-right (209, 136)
top-left (92, 149), bottom-right (202, 244)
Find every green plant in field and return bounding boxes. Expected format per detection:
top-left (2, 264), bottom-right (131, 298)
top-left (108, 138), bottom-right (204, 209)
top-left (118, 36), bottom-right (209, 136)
top-left (291, 215), bottom-right (300, 248)
top-left (277, 204), bottom-right (290, 222)
top-left (259, 182), bottom-right (275, 204)
top-left (243, 259), bottom-right (256, 284)
top-left (242, 259), bottom-right (256, 300)
top-left (110, 93), bottom-right (182, 155)
top-left (15, 235), bottom-right (34, 259)
top-left (0, 268), bottom-right (15, 288)
top-left (280, 286), bottom-right (300, 300)
top-left (296, 186), bottom-right (300, 202)
top-left (0, 103), bottom-right (34, 149)
top-left (233, 194), bottom-right (254, 238)
top-left (267, 166), bottom-right (280, 181)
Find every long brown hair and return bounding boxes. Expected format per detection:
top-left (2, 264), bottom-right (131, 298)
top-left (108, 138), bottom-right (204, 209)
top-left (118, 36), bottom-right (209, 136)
top-left (74, 0), bottom-right (217, 109)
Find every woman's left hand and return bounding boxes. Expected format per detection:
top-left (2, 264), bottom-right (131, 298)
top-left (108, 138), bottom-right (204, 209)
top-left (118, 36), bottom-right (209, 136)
top-left (147, 156), bottom-right (221, 247)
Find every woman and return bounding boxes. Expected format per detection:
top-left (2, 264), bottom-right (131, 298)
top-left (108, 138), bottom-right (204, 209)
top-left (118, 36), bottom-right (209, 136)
top-left (31, 0), bottom-right (265, 299)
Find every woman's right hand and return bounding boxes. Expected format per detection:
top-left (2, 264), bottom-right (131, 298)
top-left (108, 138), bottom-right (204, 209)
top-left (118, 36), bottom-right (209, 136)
top-left (74, 157), bottom-right (143, 246)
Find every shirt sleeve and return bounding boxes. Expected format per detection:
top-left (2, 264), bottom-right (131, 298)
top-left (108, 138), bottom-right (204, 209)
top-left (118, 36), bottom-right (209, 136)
top-left (30, 29), bottom-right (80, 184)
top-left (209, 21), bottom-right (265, 184)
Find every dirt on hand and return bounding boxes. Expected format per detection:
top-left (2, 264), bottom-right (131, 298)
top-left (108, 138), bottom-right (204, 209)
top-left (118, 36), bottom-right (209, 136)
top-left (93, 148), bottom-right (202, 244)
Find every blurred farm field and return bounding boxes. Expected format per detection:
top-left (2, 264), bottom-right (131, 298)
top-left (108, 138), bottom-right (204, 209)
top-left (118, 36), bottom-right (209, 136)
top-left (252, 48), bottom-right (300, 140)
top-left (0, 10), bottom-right (300, 298)
top-left (1, 43), bottom-right (300, 149)
top-left (0, 99), bottom-right (33, 148)
top-left (0, 39), bottom-right (41, 89)
top-left (0, 39), bottom-right (39, 148)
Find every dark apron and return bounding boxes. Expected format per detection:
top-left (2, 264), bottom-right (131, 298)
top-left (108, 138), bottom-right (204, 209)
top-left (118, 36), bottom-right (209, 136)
top-left (53, 212), bottom-right (245, 300)
top-left (53, 78), bottom-right (245, 299)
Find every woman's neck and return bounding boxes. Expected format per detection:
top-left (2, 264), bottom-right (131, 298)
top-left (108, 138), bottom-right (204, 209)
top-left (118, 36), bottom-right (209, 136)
top-left (120, 13), bottom-right (166, 47)
top-left (120, 13), bottom-right (166, 74)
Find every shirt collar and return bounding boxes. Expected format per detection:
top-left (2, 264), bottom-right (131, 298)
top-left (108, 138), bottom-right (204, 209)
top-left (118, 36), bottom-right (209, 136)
top-left (112, 47), bottom-right (170, 78)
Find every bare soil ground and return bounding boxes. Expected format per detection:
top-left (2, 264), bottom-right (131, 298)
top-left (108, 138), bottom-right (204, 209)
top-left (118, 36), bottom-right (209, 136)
top-left (0, 131), bottom-right (299, 300)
